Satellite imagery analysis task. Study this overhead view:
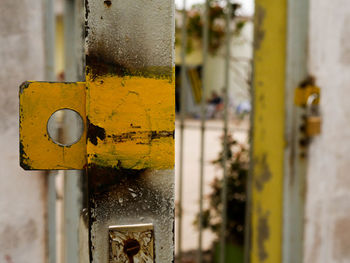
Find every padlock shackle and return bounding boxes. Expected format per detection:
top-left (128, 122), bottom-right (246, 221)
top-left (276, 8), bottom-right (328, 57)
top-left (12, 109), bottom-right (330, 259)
top-left (306, 93), bottom-right (319, 107)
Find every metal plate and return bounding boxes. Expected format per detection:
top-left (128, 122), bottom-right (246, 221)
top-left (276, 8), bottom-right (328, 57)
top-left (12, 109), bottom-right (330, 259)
top-left (19, 81), bottom-right (86, 170)
top-left (109, 224), bottom-right (154, 263)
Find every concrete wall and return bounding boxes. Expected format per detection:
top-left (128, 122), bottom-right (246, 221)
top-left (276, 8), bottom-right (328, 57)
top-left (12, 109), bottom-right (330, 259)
top-left (0, 1), bottom-right (47, 262)
top-left (304, 1), bottom-right (350, 262)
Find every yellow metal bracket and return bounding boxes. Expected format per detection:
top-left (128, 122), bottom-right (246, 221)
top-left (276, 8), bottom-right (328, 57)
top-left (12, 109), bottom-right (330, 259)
top-left (19, 81), bottom-right (86, 170)
top-left (19, 75), bottom-right (174, 170)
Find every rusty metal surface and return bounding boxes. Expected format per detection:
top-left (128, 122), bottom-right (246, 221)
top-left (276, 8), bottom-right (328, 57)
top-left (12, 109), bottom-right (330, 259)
top-left (109, 223), bottom-right (154, 262)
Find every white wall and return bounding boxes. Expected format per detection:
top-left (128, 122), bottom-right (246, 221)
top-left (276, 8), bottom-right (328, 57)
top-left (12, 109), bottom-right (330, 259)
top-left (205, 20), bottom-right (253, 105)
top-left (0, 1), bottom-right (47, 262)
top-left (304, 1), bottom-right (350, 262)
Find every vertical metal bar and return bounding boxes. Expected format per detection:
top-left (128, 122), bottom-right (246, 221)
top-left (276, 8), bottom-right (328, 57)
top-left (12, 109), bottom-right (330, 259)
top-left (198, 0), bottom-right (209, 262)
top-left (220, 1), bottom-right (232, 263)
top-left (283, 0), bottom-right (310, 261)
top-left (48, 175), bottom-right (57, 263)
top-left (244, 53), bottom-right (255, 263)
top-left (44, 0), bottom-right (56, 262)
top-left (63, 0), bottom-right (85, 262)
top-left (177, 0), bottom-right (187, 261)
top-left (248, 0), bottom-right (287, 261)
top-left (64, 0), bottom-right (78, 80)
top-left (45, 0), bottom-right (56, 81)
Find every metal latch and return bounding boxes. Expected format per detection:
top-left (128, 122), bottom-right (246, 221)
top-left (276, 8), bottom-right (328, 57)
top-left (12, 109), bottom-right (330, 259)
top-left (19, 77), bottom-right (174, 170)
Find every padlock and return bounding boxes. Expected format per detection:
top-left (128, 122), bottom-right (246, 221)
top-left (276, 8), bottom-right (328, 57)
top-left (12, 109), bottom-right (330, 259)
top-left (305, 93), bottom-right (321, 137)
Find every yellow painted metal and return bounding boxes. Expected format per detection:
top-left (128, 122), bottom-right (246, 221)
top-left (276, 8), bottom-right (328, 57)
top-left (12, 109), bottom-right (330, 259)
top-left (19, 81), bottom-right (86, 170)
top-left (19, 74), bottom-right (174, 170)
top-left (188, 68), bottom-right (202, 104)
top-left (86, 73), bottom-right (175, 170)
top-left (251, 0), bottom-right (286, 262)
top-left (294, 85), bottom-right (320, 106)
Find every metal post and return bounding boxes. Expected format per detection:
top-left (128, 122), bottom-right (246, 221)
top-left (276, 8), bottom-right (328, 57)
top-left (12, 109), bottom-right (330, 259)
top-left (44, 0), bottom-right (56, 262)
top-left (85, 1), bottom-right (175, 262)
top-left (219, 1), bottom-right (232, 263)
top-left (283, 0), bottom-right (310, 262)
top-left (244, 48), bottom-right (255, 263)
top-left (63, 0), bottom-right (86, 262)
top-left (198, 0), bottom-right (209, 262)
top-left (248, 0), bottom-right (287, 261)
top-left (178, 0), bottom-right (187, 261)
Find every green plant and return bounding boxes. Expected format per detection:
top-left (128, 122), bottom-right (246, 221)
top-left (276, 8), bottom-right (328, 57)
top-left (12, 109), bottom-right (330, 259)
top-left (198, 134), bottom-right (249, 246)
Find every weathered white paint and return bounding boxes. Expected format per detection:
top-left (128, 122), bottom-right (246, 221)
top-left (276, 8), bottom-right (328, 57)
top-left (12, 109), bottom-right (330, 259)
top-left (0, 1), bottom-right (47, 262)
top-left (304, 1), bottom-right (350, 262)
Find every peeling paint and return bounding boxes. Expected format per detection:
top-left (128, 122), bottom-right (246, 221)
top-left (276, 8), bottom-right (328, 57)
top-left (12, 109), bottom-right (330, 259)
top-left (19, 81), bottom-right (30, 94)
top-left (87, 117), bottom-right (106, 146)
top-left (254, 5), bottom-right (266, 50)
top-left (254, 154), bottom-right (272, 192)
top-left (257, 210), bottom-right (270, 261)
top-left (250, 0), bottom-right (286, 260)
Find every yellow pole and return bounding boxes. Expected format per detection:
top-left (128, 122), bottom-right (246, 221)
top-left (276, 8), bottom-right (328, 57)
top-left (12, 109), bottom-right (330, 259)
top-left (249, 0), bottom-right (287, 262)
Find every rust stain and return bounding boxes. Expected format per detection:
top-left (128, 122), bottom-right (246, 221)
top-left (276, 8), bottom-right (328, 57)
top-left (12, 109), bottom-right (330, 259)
top-left (124, 239), bottom-right (141, 263)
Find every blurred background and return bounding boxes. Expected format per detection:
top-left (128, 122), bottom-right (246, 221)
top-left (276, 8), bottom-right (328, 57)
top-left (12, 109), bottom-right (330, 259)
top-left (0, 0), bottom-right (253, 262)
top-left (2, 0), bottom-right (350, 263)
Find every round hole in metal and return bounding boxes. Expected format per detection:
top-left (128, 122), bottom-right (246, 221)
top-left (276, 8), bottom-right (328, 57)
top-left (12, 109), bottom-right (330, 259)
top-left (47, 109), bottom-right (84, 146)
